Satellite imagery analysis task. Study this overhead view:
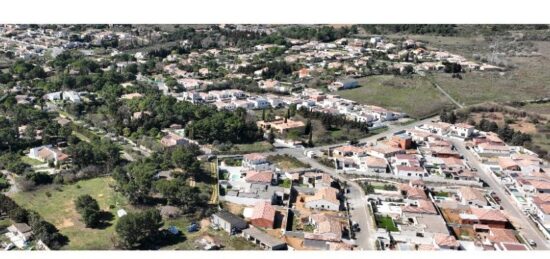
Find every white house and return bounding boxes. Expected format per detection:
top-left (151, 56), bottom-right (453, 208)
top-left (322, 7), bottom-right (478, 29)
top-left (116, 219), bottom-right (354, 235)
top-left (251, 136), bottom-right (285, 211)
top-left (249, 98), bottom-right (270, 109)
top-left (395, 165), bottom-right (428, 178)
top-left (28, 145), bottom-right (69, 165)
top-left (242, 153), bottom-right (271, 170)
top-left (449, 123), bottom-right (475, 138)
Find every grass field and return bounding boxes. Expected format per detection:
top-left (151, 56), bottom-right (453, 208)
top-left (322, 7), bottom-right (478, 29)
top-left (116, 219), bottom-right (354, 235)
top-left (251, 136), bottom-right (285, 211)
top-left (10, 177), bottom-right (129, 250)
top-left (338, 75), bottom-right (454, 118)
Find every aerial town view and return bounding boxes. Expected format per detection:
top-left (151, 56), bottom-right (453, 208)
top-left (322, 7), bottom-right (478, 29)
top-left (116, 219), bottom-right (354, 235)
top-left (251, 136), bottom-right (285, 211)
top-left (0, 23), bottom-right (550, 253)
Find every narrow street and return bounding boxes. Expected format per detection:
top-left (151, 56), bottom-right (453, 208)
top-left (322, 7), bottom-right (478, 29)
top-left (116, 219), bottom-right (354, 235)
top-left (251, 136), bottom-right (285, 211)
top-left (450, 138), bottom-right (550, 250)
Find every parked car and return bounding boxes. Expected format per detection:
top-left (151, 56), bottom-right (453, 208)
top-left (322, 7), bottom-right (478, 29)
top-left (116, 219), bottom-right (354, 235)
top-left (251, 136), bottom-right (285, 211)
top-left (529, 239), bottom-right (537, 247)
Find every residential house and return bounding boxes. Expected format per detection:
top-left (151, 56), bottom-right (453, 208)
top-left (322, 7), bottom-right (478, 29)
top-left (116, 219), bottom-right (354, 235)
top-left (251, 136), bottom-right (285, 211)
top-left (332, 145), bottom-right (368, 158)
top-left (367, 144), bottom-right (405, 159)
top-left (305, 187), bottom-right (340, 211)
top-left (449, 123), bottom-right (475, 138)
top-left (7, 223), bottom-right (33, 242)
top-left (395, 165), bottom-right (427, 178)
top-left (250, 201), bottom-right (276, 228)
top-left (242, 226), bottom-right (287, 250)
top-left (242, 153), bottom-right (270, 170)
top-left (245, 170), bottom-right (274, 185)
top-left (458, 187), bottom-right (488, 207)
top-left (211, 210), bottom-right (249, 235)
top-left (530, 193), bottom-right (550, 228)
top-left (459, 207), bottom-right (509, 228)
top-left (160, 132), bottom-right (186, 148)
top-left (28, 145), bottom-right (69, 165)
top-left (357, 156), bottom-right (388, 173)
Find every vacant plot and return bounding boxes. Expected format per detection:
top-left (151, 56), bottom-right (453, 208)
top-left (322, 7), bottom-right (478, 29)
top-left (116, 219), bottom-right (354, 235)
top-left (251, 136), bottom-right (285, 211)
top-left (338, 75), bottom-right (454, 118)
top-left (222, 141), bottom-right (274, 154)
top-left (10, 177), bottom-right (129, 250)
top-left (267, 154), bottom-right (310, 171)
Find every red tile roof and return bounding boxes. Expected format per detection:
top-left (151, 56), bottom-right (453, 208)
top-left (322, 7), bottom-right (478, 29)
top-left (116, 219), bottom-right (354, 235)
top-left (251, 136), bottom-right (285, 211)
top-left (251, 201), bottom-right (276, 222)
top-left (245, 170), bottom-right (273, 184)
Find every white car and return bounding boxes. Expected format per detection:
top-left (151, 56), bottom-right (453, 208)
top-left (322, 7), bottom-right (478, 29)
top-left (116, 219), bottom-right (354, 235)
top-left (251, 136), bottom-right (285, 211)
top-left (4, 243), bottom-right (15, 251)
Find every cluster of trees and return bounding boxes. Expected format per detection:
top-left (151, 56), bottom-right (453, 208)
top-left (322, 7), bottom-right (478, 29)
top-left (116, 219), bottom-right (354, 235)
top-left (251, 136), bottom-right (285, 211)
top-left (476, 119), bottom-right (532, 146)
top-left (66, 138), bottom-right (121, 170)
top-left (9, 60), bottom-right (47, 80)
top-left (115, 209), bottom-right (163, 249)
top-left (442, 61), bottom-right (463, 73)
top-left (297, 107), bottom-right (370, 132)
top-left (0, 194), bottom-right (67, 249)
top-left (186, 108), bottom-right (261, 144)
top-left (279, 26), bottom-right (357, 42)
top-left (362, 24), bottom-right (457, 36)
top-left (440, 109), bottom-right (532, 147)
top-left (112, 144), bottom-right (212, 220)
top-left (74, 194), bottom-right (102, 228)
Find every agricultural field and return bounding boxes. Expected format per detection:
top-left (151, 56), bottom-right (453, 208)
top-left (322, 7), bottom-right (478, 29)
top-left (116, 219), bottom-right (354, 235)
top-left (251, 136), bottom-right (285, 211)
top-left (338, 75), bottom-right (454, 118)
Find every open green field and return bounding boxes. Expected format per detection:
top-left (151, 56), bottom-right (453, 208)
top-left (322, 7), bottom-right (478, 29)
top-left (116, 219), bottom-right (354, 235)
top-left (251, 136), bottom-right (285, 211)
top-left (10, 177), bottom-right (129, 250)
top-left (338, 75), bottom-right (454, 118)
top-left (432, 69), bottom-right (549, 106)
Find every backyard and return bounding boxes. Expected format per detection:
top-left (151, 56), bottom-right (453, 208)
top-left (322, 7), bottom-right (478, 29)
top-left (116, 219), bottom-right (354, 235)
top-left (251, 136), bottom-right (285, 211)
top-left (375, 214), bottom-right (399, 232)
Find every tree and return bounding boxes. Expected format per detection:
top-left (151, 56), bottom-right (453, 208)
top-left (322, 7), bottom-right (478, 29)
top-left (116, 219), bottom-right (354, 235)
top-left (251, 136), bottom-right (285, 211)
top-left (75, 195), bottom-right (101, 228)
top-left (307, 129), bottom-right (313, 147)
top-left (304, 119), bottom-right (312, 135)
top-left (27, 211), bottom-right (67, 249)
top-left (268, 128), bottom-right (275, 144)
top-left (115, 209), bottom-right (163, 249)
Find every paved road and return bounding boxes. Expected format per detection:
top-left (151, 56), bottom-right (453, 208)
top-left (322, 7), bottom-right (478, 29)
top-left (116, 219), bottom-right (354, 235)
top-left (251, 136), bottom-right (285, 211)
top-left (450, 138), bottom-right (550, 250)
